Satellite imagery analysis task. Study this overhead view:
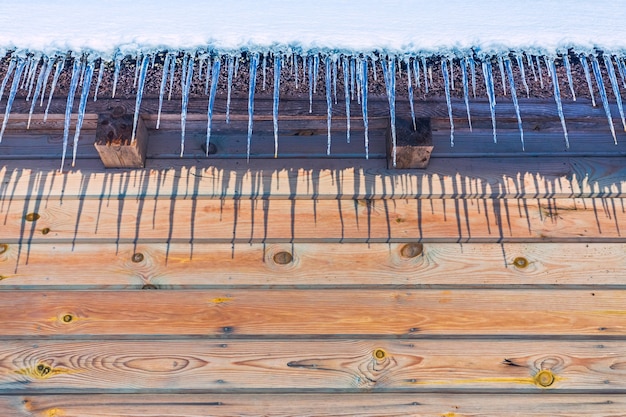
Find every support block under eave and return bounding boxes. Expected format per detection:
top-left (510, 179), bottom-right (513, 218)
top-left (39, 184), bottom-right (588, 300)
top-left (387, 117), bottom-right (433, 169)
top-left (94, 112), bottom-right (149, 168)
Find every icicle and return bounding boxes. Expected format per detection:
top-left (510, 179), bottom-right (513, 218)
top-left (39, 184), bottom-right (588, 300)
top-left (150, 53), bottom-right (157, 70)
top-left (325, 56), bottom-right (332, 155)
top-left (294, 54), bottom-right (299, 89)
top-left (308, 55), bottom-right (314, 113)
top-left (406, 57), bottom-right (416, 130)
top-left (382, 57), bottom-right (397, 165)
top-left (350, 57), bottom-right (355, 100)
top-left (535, 55), bottom-right (544, 89)
top-left (0, 57), bottom-right (27, 143)
top-left (156, 53), bottom-right (171, 129)
top-left (562, 54), bottom-right (576, 101)
top-left (273, 54), bottom-right (281, 158)
top-left (180, 54), bottom-right (189, 90)
top-left (205, 59), bottom-right (220, 156)
top-left (313, 54), bottom-right (320, 93)
top-left (234, 56), bottom-right (240, 78)
top-left (197, 56), bottom-right (204, 82)
top-left (167, 52), bottom-right (176, 100)
top-left (39, 56), bottom-right (55, 107)
top-left (360, 58), bottom-right (369, 159)
top-left (132, 54), bottom-right (150, 145)
top-left (616, 56), bottom-right (626, 88)
top-left (133, 54), bottom-right (140, 88)
top-left (21, 56), bottom-right (34, 90)
top-left (44, 57), bottom-right (65, 121)
top-left (515, 53), bottom-right (530, 98)
top-left (262, 53), bottom-right (267, 91)
top-left (441, 60), bottom-right (454, 147)
top-left (428, 65), bottom-right (433, 88)
top-left (93, 59), bottom-right (105, 101)
top-left (112, 53), bottom-right (121, 98)
top-left (547, 57), bottom-right (569, 148)
top-left (226, 55), bottom-right (234, 123)
top-left (60, 59), bottom-right (82, 170)
top-left (469, 56), bottom-right (477, 98)
top-left (204, 56), bottom-right (212, 95)
top-left (449, 58), bottom-right (455, 90)
top-left (0, 58), bottom-right (16, 102)
top-left (26, 57), bottom-right (40, 101)
top-left (246, 53), bottom-right (259, 161)
top-left (504, 58), bottom-right (524, 150)
top-left (78, 59), bottom-right (87, 90)
top-left (179, 54), bottom-right (194, 157)
top-left (72, 60), bottom-right (95, 166)
top-left (461, 58), bottom-right (472, 131)
top-left (27, 57), bottom-right (48, 129)
top-left (421, 57), bottom-right (429, 94)
top-left (372, 57), bottom-right (377, 82)
top-left (603, 55), bottom-right (626, 132)
top-left (526, 53), bottom-right (537, 82)
top-left (580, 54), bottom-right (596, 106)
top-left (591, 55), bottom-right (617, 143)
top-left (342, 56), bottom-right (351, 143)
top-left (333, 57), bottom-right (338, 105)
top-left (412, 57), bottom-right (421, 89)
top-left (497, 55), bottom-right (507, 96)
top-left (482, 59), bottom-right (497, 143)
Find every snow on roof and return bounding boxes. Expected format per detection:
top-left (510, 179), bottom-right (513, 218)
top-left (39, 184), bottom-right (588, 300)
top-left (1, 0), bottom-right (625, 58)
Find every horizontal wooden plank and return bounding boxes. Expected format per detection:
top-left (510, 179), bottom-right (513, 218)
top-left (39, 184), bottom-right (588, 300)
top-left (3, 393), bottom-right (625, 417)
top-left (1, 196), bottom-right (624, 243)
top-left (1, 289), bottom-right (625, 337)
top-left (1, 340), bottom-right (625, 392)
top-left (2, 156), bottom-right (625, 200)
top-left (2, 242), bottom-right (626, 289)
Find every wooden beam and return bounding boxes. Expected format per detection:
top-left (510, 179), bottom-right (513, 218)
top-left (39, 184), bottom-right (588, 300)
top-left (1, 289), bottom-right (625, 337)
top-left (2, 242), bottom-right (626, 289)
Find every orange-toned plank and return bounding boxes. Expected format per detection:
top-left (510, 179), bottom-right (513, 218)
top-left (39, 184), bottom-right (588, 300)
top-left (1, 340), bottom-right (625, 392)
top-left (1, 289), bottom-right (625, 337)
top-left (1, 197), bottom-right (624, 243)
top-left (2, 242), bottom-right (626, 288)
top-left (2, 393), bottom-right (624, 417)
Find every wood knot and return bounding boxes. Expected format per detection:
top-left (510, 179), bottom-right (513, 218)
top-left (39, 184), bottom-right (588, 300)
top-left (273, 251), bottom-right (293, 265)
top-left (400, 243), bottom-right (423, 258)
top-left (35, 364), bottom-right (52, 377)
top-left (41, 228), bottom-right (51, 235)
top-left (373, 349), bottom-right (387, 360)
top-left (131, 253), bottom-right (144, 263)
top-left (24, 213), bottom-right (40, 222)
top-left (0, 243), bottom-right (8, 255)
top-left (513, 256), bottom-right (529, 269)
top-left (534, 370), bottom-right (555, 387)
top-left (62, 314), bottom-right (73, 323)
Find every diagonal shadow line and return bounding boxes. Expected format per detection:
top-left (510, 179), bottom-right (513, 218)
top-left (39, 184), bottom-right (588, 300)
top-left (189, 166), bottom-right (202, 259)
top-left (13, 169), bottom-right (37, 272)
top-left (115, 173), bottom-right (131, 255)
top-left (71, 171), bottom-right (91, 250)
top-left (133, 169), bottom-right (151, 255)
top-left (2, 168), bottom-right (22, 226)
top-left (166, 169), bottom-right (182, 264)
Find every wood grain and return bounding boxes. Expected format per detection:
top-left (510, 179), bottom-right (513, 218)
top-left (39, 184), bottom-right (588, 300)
top-left (3, 393), bottom-right (624, 417)
top-left (2, 242), bottom-right (626, 288)
top-left (1, 196), bottom-right (624, 243)
top-left (1, 340), bottom-right (625, 392)
top-left (1, 289), bottom-right (625, 337)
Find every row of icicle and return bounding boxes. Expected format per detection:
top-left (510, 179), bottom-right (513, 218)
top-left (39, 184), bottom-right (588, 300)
top-left (0, 50), bottom-right (625, 170)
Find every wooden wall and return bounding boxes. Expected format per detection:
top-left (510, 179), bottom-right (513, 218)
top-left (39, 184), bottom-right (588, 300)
top-left (1, 98), bottom-right (626, 416)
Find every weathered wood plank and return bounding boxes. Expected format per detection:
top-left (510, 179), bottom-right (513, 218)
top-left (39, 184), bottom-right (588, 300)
top-left (2, 156), bottom-right (624, 201)
top-left (1, 289), bottom-right (624, 337)
top-left (2, 393), bottom-right (624, 417)
top-left (1, 196), bottom-right (624, 243)
top-left (2, 242), bottom-right (626, 289)
top-left (0, 340), bottom-right (625, 392)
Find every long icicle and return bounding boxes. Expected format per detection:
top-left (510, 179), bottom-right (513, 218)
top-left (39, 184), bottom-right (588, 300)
top-left (27, 56), bottom-right (48, 129)
top-left (563, 54), bottom-right (577, 101)
top-left (179, 54), bottom-right (194, 157)
top-left (547, 57), bottom-right (569, 148)
top-left (441, 59), bottom-right (455, 147)
top-left (342, 56), bottom-right (351, 143)
top-left (469, 56), bottom-right (477, 98)
top-left (132, 54), bottom-right (150, 143)
top-left (226, 55), bottom-right (234, 123)
top-left (360, 57), bottom-right (369, 159)
top-left (0, 57), bottom-right (27, 143)
top-left (325, 55), bottom-right (332, 155)
top-left (580, 54), bottom-right (596, 107)
top-left (0, 57), bottom-right (17, 103)
top-left (461, 57), bottom-right (472, 131)
top-left (497, 55), bottom-right (507, 95)
top-left (72, 60), bottom-right (95, 166)
top-left (93, 58), bottom-right (105, 101)
top-left (515, 53), bottom-right (530, 98)
top-left (591, 54), bottom-right (617, 144)
top-left (406, 57), bottom-right (416, 130)
top-left (382, 56), bottom-right (397, 165)
top-left (246, 53), bottom-right (259, 162)
top-left (44, 56), bottom-right (65, 121)
top-left (482, 59), bottom-right (497, 143)
top-left (206, 58), bottom-right (221, 156)
top-left (156, 53), bottom-right (172, 129)
top-left (111, 53), bottom-right (121, 98)
top-left (603, 55), bottom-right (626, 132)
top-left (504, 58), bottom-right (524, 150)
top-left (308, 55), bottom-right (314, 113)
top-left (616, 56), bottom-right (626, 88)
top-left (273, 54), bottom-right (282, 158)
top-left (60, 59), bottom-right (82, 170)
top-left (39, 55), bottom-right (55, 107)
